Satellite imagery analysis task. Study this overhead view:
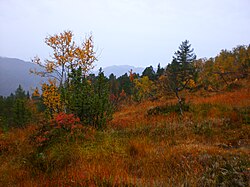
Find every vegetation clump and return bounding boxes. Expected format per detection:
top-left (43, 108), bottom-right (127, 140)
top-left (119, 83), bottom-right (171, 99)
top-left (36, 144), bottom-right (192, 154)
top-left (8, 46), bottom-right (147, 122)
top-left (0, 31), bottom-right (249, 186)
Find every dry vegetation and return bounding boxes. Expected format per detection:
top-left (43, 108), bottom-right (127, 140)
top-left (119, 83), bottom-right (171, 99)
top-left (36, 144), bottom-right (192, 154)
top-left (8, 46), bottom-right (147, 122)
top-left (0, 80), bottom-right (250, 186)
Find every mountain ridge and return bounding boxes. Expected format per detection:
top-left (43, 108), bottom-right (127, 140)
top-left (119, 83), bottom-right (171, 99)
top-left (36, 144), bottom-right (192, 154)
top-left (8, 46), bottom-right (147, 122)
top-left (0, 57), bottom-right (145, 96)
top-left (0, 57), bottom-right (46, 96)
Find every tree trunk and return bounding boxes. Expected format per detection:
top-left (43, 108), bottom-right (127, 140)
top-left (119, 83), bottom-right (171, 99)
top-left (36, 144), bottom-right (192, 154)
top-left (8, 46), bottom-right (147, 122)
top-left (175, 89), bottom-right (183, 115)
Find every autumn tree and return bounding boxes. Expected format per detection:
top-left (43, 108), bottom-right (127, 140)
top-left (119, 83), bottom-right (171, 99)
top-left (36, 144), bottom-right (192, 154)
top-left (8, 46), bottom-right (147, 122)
top-left (197, 45), bottom-right (250, 91)
top-left (31, 31), bottom-right (96, 87)
top-left (31, 87), bottom-right (40, 100)
top-left (165, 40), bottom-right (196, 114)
top-left (31, 31), bottom-right (96, 113)
top-left (233, 45), bottom-right (250, 78)
top-left (31, 30), bottom-right (114, 129)
top-left (41, 79), bottom-right (63, 117)
top-left (213, 45), bottom-right (250, 86)
top-left (134, 76), bottom-right (156, 101)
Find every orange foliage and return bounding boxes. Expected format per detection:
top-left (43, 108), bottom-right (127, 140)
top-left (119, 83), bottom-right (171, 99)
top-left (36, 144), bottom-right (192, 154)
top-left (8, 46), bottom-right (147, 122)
top-left (41, 79), bottom-right (62, 115)
top-left (31, 31), bottom-right (96, 84)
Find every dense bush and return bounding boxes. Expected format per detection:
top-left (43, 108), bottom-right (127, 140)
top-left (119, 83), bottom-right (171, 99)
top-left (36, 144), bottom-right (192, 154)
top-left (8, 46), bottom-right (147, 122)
top-left (28, 112), bottom-right (96, 173)
top-left (32, 113), bottom-right (95, 147)
top-left (65, 68), bottom-right (114, 129)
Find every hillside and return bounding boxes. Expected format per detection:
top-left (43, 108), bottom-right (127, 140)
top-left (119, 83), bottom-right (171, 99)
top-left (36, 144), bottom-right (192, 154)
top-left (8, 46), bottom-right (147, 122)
top-left (0, 36), bottom-right (249, 186)
top-left (0, 57), bottom-right (144, 96)
top-left (0, 57), bottom-right (45, 96)
top-left (0, 83), bottom-right (249, 186)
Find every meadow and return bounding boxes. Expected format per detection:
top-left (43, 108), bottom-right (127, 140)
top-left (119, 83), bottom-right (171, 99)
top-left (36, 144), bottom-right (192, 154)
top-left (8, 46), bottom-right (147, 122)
top-left (0, 80), bottom-right (249, 186)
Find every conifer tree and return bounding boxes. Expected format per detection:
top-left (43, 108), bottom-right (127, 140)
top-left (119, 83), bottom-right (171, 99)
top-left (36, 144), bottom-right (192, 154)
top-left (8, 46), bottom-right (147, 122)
top-left (166, 40), bottom-right (196, 114)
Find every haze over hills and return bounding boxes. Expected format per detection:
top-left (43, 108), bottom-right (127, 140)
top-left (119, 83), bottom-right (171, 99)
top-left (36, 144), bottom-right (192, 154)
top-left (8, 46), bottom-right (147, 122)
top-left (0, 57), bottom-right (145, 96)
top-left (0, 57), bottom-right (46, 96)
top-left (93, 65), bottom-right (144, 77)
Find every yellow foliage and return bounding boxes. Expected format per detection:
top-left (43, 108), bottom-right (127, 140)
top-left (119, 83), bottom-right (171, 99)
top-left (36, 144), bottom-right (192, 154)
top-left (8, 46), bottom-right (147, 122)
top-left (134, 76), bottom-right (155, 100)
top-left (188, 79), bottom-right (196, 88)
top-left (32, 88), bottom-right (40, 98)
top-left (42, 79), bottom-right (63, 115)
top-left (31, 31), bottom-right (96, 86)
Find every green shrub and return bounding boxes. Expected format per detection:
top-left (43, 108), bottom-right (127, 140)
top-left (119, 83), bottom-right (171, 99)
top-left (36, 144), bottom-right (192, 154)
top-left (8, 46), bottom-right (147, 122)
top-left (65, 68), bottom-right (113, 129)
top-left (226, 82), bottom-right (242, 91)
top-left (147, 102), bottom-right (190, 116)
top-left (193, 121), bottom-right (213, 137)
top-left (25, 143), bottom-right (81, 173)
top-left (235, 106), bottom-right (250, 125)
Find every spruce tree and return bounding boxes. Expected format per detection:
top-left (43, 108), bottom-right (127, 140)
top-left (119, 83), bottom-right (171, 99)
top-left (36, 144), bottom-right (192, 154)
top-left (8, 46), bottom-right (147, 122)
top-left (166, 40), bottom-right (196, 114)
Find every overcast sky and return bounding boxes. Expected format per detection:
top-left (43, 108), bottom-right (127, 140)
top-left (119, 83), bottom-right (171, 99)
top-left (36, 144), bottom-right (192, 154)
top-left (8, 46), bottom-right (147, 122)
top-left (0, 0), bottom-right (249, 69)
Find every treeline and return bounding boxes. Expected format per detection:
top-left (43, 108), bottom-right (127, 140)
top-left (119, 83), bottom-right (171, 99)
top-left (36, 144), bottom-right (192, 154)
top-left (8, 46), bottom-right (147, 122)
top-left (0, 30), bottom-right (249, 130)
top-left (107, 43), bottom-right (250, 102)
top-left (0, 85), bottom-right (34, 130)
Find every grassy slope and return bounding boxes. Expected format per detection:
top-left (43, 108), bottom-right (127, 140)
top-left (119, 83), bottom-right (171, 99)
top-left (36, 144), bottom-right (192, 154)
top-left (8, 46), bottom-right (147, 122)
top-left (0, 83), bottom-right (249, 186)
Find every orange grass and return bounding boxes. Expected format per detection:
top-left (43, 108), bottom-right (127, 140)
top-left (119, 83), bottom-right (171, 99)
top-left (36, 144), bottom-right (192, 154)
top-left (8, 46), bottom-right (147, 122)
top-left (192, 88), bottom-right (250, 107)
top-left (0, 84), bottom-right (250, 186)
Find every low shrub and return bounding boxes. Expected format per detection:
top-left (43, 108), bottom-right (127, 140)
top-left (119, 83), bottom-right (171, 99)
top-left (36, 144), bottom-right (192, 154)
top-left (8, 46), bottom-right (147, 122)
top-left (193, 121), bottom-right (214, 137)
top-left (198, 154), bottom-right (250, 187)
top-left (226, 82), bottom-right (242, 91)
top-left (25, 143), bottom-right (81, 173)
top-left (27, 112), bottom-right (96, 173)
top-left (147, 102), bottom-right (190, 116)
top-left (234, 106), bottom-right (250, 125)
top-left (30, 113), bottom-right (82, 149)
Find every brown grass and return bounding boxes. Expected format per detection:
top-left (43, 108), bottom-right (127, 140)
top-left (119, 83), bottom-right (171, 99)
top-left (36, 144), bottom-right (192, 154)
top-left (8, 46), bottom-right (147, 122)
top-left (0, 83), bottom-right (250, 186)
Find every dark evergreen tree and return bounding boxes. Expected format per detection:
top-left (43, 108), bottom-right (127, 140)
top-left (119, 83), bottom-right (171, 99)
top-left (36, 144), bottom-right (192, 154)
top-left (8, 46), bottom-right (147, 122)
top-left (66, 67), bottom-right (92, 123)
top-left (0, 85), bottom-right (31, 129)
top-left (109, 73), bottom-right (119, 96)
top-left (165, 40), bottom-right (196, 114)
top-left (26, 91), bottom-right (30, 99)
top-left (13, 98), bottom-right (31, 128)
top-left (142, 65), bottom-right (156, 80)
top-left (92, 69), bottom-right (113, 129)
top-left (15, 85), bottom-right (27, 99)
top-left (117, 73), bottom-right (133, 95)
top-left (156, 63), bottom-right (164, 79)
top-left (171, 40), bottom-right (196, 83)
top-left (66, 67), bottom-right (113, 129)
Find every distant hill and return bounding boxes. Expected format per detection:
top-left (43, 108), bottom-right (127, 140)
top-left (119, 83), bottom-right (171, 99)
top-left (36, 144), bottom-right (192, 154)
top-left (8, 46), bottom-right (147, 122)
top-left (0, 57), bottom-right (45, 96)
top-left (93, 65), bottom-right (144, 77)
top-left (0, 57), bottom-right (145, 96)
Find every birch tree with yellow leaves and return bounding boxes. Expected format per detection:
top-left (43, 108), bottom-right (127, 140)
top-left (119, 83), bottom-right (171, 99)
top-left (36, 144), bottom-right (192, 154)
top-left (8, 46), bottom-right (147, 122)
top-left (30, 31), bottom-right (113, 128)
top-left (31, 30), bottom-right (96, 87)
top-left (41, 79), bottom-right (63, 116)
top-left (30, 31), bottom-right (97, 115)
